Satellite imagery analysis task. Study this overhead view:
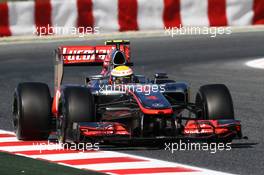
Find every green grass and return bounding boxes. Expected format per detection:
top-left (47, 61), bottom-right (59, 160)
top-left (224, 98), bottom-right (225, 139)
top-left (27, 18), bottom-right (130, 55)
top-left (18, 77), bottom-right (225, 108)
top-left (0, 152), bottom-right (104, 175)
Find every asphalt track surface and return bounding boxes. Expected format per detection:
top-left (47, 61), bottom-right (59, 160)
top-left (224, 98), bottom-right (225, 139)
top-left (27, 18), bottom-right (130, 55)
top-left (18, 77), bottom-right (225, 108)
top-left (0, 32), bottom-right (264, 175)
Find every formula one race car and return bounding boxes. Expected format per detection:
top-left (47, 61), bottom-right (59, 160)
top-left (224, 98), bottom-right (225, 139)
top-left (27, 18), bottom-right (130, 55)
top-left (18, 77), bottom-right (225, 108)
top-left (13, 40), bottom-right (242, 145)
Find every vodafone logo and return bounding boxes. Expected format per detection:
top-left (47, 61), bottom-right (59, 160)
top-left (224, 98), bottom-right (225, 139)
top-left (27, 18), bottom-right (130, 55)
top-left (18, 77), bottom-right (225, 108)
top-left (62, 47), bottom-right (109, 62)
top-left (63, 48), bottom-right (95, 61)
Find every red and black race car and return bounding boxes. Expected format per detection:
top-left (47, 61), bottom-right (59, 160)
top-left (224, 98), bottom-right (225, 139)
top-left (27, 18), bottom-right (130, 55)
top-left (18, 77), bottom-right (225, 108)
top-left (13, 40), bottom-right (242, 145)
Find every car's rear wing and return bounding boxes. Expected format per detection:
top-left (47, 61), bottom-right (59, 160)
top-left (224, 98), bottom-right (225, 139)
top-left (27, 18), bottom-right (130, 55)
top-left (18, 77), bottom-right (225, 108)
top-left (54, 40), bottom-right (131, 90)
top-left (56, 40), bottom-right (130, 66)
top-left (59, 46), bottom-right (110, 65)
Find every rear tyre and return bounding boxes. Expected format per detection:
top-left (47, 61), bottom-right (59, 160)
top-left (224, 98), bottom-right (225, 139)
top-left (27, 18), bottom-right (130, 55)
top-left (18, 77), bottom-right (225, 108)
top-left (195, 84), bottom-right (234, 120)
top-left (13, 82), bottom-right (51, 140)
top-left (58, 87), bottom-right (95, 143)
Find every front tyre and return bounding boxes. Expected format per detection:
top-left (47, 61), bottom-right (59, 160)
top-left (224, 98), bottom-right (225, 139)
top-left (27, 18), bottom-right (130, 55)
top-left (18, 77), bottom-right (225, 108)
top-left (195, 84), bottom-right (234, 120)
top-left (58, 87), bottom-right (95, 143)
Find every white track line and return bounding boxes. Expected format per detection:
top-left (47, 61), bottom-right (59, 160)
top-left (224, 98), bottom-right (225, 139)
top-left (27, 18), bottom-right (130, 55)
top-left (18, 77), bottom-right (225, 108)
top-left (0, 144), bottom-right (62, 152)
top-left (246, 58), bottom-right (264, 69)
top-left (0, 137), bottom-right (20, 142)
top-left (129, 173), bottom-right (226, 175)
top-left (31, 151), bottom-right (126, 161)
top-left (75, 161), bottom-right (182, 170)
top-left (0, 129), bottom-right (15, 135)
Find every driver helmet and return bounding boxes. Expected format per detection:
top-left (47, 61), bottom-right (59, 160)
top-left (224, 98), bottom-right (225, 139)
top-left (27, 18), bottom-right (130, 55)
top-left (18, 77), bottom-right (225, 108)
top-left (110, 65), bottom-right (133, 84)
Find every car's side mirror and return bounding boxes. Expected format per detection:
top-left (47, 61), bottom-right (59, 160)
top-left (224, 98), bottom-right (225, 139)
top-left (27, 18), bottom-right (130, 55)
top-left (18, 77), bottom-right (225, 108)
top-left (154, 73), bottom-right (168, 79)
top-left (85, 75), bottom-right (104, 84)
top-left (85, 77), bottom-right (90, 84)
top-left (153, 73), bottom-right (172, 84)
